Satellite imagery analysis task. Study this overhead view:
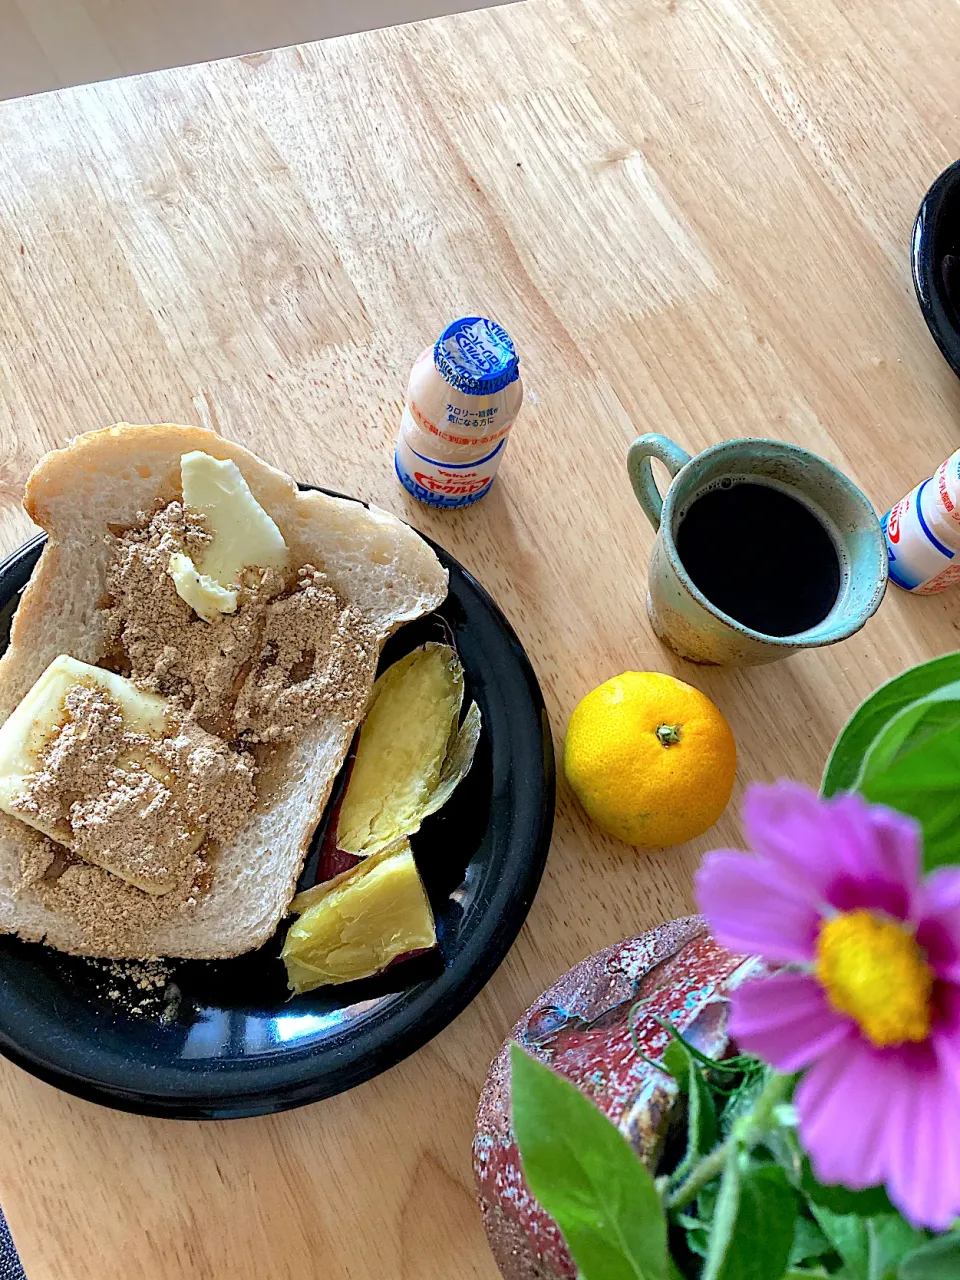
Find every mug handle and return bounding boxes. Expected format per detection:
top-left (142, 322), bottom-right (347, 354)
top-left (627, 434), bottom-right (692, 530)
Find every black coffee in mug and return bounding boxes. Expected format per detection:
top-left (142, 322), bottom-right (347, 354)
top-left (675, 480), bottom-right (842, 636)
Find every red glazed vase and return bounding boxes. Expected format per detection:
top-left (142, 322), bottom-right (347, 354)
top-left (473, 916), bottom-right (758, 1280)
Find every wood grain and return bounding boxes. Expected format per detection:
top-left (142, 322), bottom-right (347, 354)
top-left (0, 1), bottom-right (959, 1275)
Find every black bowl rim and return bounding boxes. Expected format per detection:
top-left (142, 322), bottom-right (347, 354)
top-left (911, 158), bottom-right (960, 378)
top-left (0, 493), bottom-right (555, 1119)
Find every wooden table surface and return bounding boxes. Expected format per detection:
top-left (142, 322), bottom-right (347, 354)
top-left (0, 0), bottom-right (958, 1275)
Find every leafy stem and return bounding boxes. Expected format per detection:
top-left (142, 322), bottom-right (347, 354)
top-left (735, 1069), bottom-right (794, 1136)
top-left (665, 1140), bottom-right (730, 1212)
top-left (665, 1071), bottom-right (793, 1213)
top-left (628, 1008), bottom-right (759, 1076)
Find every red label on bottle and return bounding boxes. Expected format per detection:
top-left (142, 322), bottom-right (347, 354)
top-left (413, 471), bottom-right (491, 497)
top-left (887, 499), bottom-right (904, 543)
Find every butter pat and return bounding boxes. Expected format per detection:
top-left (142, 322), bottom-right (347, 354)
top-left (171, 451), bottom-right (288, 621)
top-left (0, 657), bottom-right (214, 894)
top-left (0, 655), bottom-right (168, 840)
top-left (168, 551), bottom-right (238, 624)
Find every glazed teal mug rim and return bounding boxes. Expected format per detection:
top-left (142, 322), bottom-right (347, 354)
top-left (628, 434), bottom-right (888, 651)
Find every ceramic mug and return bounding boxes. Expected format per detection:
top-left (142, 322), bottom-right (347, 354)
top-left (627, 434), bottom-right (888, 665)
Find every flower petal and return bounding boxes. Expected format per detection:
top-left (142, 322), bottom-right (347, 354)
top-left (741, 782), bottom-right (920, 919)
top-left (742, 780), bottom-right (836, 882)
top-left (797, 1035), bottom-right (960, 1229)
top-left (728, 973), bottom-right (851, 1072)
top-left (917, 867), bottom-right (960, 981)
top-left (695, 850), bottom-right (819, 962)
top-left (795, 1036), bottom-right (894, 1189)
top-left (883, 1047), bottom-right (960, 1231)
top-left (932, 983), bottom-right (960, 1081)
top-left (927, 999), bottom-right (960, 1224)
top-left (821, 795), bottom-right (919, 920)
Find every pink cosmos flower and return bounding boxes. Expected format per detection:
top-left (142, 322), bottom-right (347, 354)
top-left (696, 780), bottom-right (960, 1230)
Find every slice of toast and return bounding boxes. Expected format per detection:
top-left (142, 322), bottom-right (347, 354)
top-left (0, 423), bottom-right (448, 958)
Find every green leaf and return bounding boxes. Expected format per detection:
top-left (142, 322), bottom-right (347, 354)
top-left (676, 1178), bottom-right (720, 1260)
top-left (808, 1210), bottom-right (927, 1280)
top-left (898, 1234), bottom-right (960, 1278)
top-left (800, 1158), bottom-right (894, 1217)
top-left (665, 1040), bottom-right (718, 1186)
top-left (868, 1216), bottom-right (928, 1279)
top-left (509, 1044), bottom-right (668, 1280)
top-left (781, 1271), bottom-right (838, 1279)
top-left (854, 683), bottom-right (960, 789)
top-left (677, 1212), bottom-right (709, 1259)
top-left (719, 1069), bottom-right (768, 1141)
top-left (702, 1146), bottom-right (742, 1280)
top-left (662, 1039), bottom-right (689, 1082)
top-left (822, 654), bottom-right (960, 797)
top-left (810, 1206), bottom-right (869, 1277)
top-left (687, 1068), bottom-right (718, 1162)
top-left (860, 722), bottom-right (960, 871)
top-left (789, 1215), bottom-right (832, 1266)
top-left (702, 1153), bottom-right (797, 1280)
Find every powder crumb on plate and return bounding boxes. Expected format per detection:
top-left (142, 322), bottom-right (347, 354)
top-left (81, 956), bottom-right (178, 1019)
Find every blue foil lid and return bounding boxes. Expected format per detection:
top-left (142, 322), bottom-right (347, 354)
top-left (433, 317), bottom-right (520, 395)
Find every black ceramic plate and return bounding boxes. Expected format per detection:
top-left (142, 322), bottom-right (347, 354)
top-left (912, 158), bottom-right (960, 378)
top-left (0, 496), bottom-right (554, 1119)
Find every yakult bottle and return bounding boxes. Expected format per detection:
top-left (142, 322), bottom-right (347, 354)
top-left (394, 317), bottom-right (522, 509)
top-left (883, 450), bottom-right (960, 594)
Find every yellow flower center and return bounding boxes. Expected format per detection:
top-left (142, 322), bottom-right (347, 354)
top-left (815, 909), bottom-right (934, 1047)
